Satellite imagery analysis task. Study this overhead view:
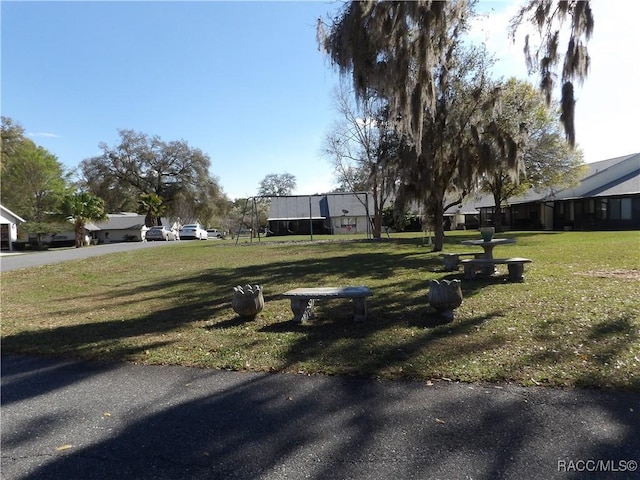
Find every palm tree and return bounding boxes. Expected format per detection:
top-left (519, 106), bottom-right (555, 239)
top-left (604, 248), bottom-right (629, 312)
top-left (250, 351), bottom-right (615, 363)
top-left (62, 192), bottom-right (107, 248)
top-left (138, 192), bottom-right (166, 227)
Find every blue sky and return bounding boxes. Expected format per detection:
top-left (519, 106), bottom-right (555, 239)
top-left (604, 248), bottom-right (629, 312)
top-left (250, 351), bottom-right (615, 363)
top-left (2, 1), bottom-right (639, 200)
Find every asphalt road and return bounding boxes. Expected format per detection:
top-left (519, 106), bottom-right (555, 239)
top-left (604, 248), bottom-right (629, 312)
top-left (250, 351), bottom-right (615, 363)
top-left (2, 355), bottom-right (639, 480)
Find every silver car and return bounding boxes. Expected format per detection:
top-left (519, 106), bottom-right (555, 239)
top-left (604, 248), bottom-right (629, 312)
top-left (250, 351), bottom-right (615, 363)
top-left (206, 228), bottom-right (227, 239)
top-left (145, 226), bottom-right (177, 241)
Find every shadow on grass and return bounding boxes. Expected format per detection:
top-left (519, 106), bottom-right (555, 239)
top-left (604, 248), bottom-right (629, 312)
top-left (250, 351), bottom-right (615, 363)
top-left (1, 242), bottom-right (506, 386)
top-left (0, 246), bottom-right (418, 321)
top-left (3, 236), bottom-right (637, 389)
top-left (4, 236), bottom-right (636, 389)
top-left (2, 235), bottom-right (632, 384)
top-left (2, 236), bottom-right (639, 478)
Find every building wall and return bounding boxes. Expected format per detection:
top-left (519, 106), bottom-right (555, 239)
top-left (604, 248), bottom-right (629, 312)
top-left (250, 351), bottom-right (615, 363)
top-left (94, 228), bottom-right (144, 243)
top-left (267, 193), bottom-right (374, 236)
top-left (0, 223), bottom-right (18, 250)
top-left (329, 214), bottom-right (370, 235)
top-left (1, 206), bottom-right (25, 251)
top-left (267, 219), bottom-right (331, 236)
top-left (478, 194), bottom-right (640, 231)
top-left (553, 195), bottom-right (640, 230)
top-left (34, 227), bottom-right (146, 245)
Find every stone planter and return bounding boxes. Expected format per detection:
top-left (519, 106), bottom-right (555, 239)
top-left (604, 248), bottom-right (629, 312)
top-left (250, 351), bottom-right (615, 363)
top-left (479, 227), bottom-right (495, 242)
top-left (232, 284), bottom-right (264, 318)
top-left (427, 279), bottom-right (463, 321)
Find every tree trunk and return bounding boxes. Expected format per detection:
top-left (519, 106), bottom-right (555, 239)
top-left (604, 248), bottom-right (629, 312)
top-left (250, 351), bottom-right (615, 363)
top-left (372, 204), bottom-right (383, 239)
top-left (430, 197), bottom-right (446, 252)
top-left (433, 216), bottom-right (445, 252)
top-left (75, 222), bottom-right (85, 248)
top-left (492, 190), bottom-right (504, 233)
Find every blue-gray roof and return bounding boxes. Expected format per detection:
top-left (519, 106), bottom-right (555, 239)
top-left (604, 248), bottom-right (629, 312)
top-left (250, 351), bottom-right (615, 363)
top-left (445, 152), bottom-right (639, 213)
top-left (268, 193), bottom-right (374, 220)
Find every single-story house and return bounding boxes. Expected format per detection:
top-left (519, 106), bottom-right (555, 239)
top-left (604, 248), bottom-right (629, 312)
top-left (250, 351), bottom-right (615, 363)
top-left (1, 204), bottom-right (26, 251)
top-left (269, 154), bottom-right (638, 235)
top-left (40, 213), bottom-right (171, 245)
top-left (92, 213), bottom-right (150, 243)
top-left (267, 193), bottom-right (375, 236)
top-left (446, 152), bottom-right (640, 231)
top-left (444, 189), bottom-right (549, 231)
top-left (547, 152), bottom-right (640, 230)
top-left (39, 220), bottom-right (101, 247)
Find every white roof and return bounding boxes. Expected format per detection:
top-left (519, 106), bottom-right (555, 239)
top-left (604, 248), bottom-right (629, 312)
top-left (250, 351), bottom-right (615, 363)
top-left (0, 204), bottom-right (26, 224)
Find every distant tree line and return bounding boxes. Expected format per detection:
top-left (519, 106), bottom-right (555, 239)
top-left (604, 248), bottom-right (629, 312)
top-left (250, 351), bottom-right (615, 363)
top-left (1, 117), bottom-right (301, 245)
top-left (1, 118), bottom-right (233, 246)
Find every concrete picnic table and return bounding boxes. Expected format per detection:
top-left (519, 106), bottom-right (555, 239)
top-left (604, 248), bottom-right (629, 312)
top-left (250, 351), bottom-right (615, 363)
top-left (460, 238), bottom-right (515, 259)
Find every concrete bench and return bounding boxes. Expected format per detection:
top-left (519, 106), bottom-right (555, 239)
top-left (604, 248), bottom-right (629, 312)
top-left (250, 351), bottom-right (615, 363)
top-left (461, 257), bottom-right (532, 282)
top-left (281, 286), bottom-right (373, 323)
top-left (441, 252), bottom-right (482, 271)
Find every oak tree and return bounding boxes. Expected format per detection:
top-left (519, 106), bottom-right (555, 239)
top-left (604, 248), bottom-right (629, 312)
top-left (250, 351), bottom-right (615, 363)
top-left (80, 129), bottom-right (224, 223)
top-left (323, 82), bottom-right (398, 238)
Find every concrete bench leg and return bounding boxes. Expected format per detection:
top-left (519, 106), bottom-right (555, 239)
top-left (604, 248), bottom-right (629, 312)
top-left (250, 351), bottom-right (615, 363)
top-left (508, 263), bottom-right (525, 282)
top-left (290, 298), bottom-right (314, 323)
top-left (480, 264), bottom-right (497, 276)
top-left (443, 255), bottom-right (459, 271)
top-left (463, 263), bottom-right (476, 280)
top-left (353, 298), bottom-right (368, 322)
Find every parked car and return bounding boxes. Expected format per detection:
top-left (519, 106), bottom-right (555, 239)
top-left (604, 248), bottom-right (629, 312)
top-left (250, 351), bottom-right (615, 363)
top-left (179, 223), bottom-right (208, 240)
top-left (206, 228), bottom-right (227, 239)
top-left (145, 226), bottom-right (177, 241)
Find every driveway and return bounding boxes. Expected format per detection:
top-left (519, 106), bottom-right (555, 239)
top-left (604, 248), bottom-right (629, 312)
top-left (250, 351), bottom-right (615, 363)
top-left (0, 241), bottom-right (172, 272)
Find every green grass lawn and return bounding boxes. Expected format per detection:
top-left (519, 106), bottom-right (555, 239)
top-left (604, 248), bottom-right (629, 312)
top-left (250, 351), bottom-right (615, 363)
top-left (2, 230), bottom-right (639, 390)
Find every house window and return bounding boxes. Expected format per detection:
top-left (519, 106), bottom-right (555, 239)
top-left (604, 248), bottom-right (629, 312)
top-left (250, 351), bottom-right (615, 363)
top-left (605, 198), bottom-right (632, 220)
top-left (599, 199), bottom-right (608, 219)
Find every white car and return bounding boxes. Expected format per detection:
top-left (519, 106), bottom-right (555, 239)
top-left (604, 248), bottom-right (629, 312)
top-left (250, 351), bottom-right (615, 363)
top-left (179, 223), bottom-right (208, 240)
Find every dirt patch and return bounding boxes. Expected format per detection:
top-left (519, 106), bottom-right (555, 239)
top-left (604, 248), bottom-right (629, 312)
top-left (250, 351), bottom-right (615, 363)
top-left (578, 269), bottom-right (640, 280)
